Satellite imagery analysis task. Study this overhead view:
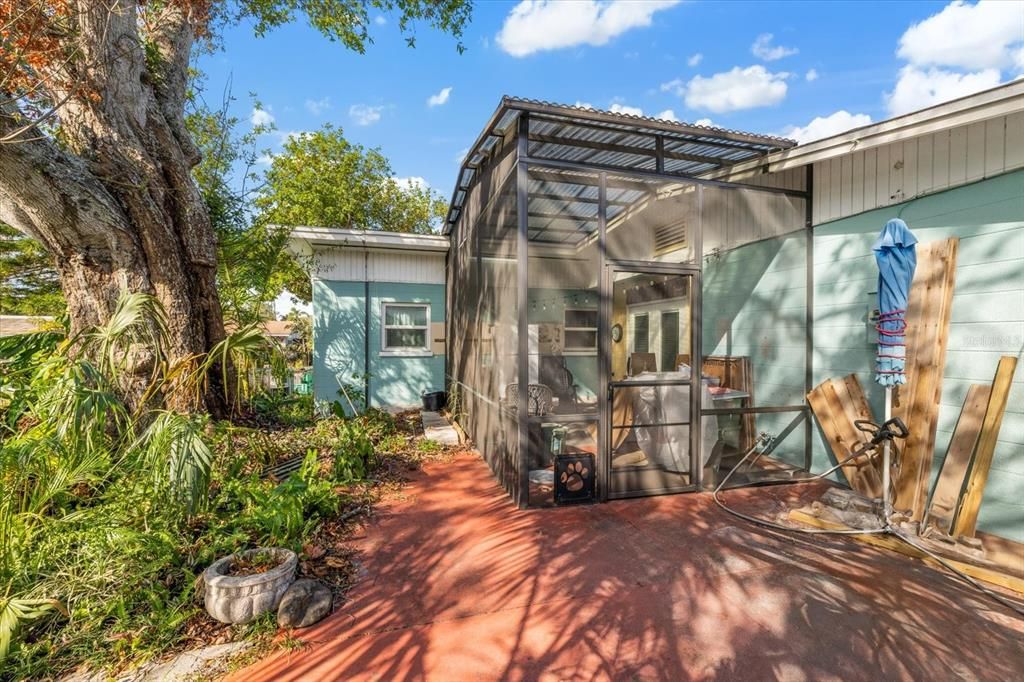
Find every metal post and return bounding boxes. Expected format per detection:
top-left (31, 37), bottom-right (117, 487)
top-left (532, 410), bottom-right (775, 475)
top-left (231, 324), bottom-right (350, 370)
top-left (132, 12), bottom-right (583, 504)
top-left (692, 185), bottom-right (704, 487)
top-left (804, 165), bottom-right (814, 472)
top-left (597, 171), bottom-right (609, 501)
top-left (883, 387), bottom-right (893, 520)
top-left (516, 112), bottom-right (530, 508)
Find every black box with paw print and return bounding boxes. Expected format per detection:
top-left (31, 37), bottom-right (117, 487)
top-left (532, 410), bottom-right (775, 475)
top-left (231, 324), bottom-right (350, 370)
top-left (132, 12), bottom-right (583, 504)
top-left (554, 453), bottom-right (595, 505)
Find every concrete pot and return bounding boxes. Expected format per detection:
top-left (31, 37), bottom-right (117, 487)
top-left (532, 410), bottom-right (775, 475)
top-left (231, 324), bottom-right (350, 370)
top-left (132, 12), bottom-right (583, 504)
top-left (203, 548), bottom-right (297, 624)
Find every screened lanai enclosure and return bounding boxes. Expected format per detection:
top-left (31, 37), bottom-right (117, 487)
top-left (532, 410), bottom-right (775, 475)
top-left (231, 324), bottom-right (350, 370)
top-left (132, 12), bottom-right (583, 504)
top-left (445, 98), bottom-right (811, 508)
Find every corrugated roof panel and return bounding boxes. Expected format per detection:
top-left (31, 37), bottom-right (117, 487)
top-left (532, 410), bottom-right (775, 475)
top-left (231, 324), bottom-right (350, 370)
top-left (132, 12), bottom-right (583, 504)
top-left (445, 96), bottom-right (795, 233)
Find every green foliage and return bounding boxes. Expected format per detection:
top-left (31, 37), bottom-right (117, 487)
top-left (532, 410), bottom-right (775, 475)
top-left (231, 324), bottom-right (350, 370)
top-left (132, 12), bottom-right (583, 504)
top-left (0, 223), bottom-right (63, 316)
top-left (0, 330), bottom-right (64, 434)
top-left (0, 291), bottom-right (383, 676)
top-left (231, 0), bottom-right (473, 54)
top-left (416, 438), bottom-right (441, 454)
top-left (185, 95), bottom-right (303, 325)
top-left (334, 421), bottom-right (373, 482)
top-left (256, 125), bottom-right (447, 235)
top-left (130, 413), bottom-right (214, 518)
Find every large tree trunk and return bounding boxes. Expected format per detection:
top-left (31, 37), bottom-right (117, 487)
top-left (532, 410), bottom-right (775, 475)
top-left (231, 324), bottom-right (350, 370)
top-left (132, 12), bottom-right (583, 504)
top-left (0, 3), bottom-right (228, 414)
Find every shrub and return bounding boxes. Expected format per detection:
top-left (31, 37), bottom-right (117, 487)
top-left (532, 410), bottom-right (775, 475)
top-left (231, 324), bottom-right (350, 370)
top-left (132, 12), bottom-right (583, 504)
top-left (0, 294), bottom-right (383, 677)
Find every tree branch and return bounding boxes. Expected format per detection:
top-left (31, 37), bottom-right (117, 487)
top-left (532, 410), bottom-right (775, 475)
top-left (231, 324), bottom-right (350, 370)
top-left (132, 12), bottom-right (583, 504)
top-left (0, 100), bottom-right (140, 266)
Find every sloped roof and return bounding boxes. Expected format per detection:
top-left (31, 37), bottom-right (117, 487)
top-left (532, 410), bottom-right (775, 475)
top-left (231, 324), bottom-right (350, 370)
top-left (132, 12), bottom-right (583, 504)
top-left (444, 96), bottom-right (795, 234)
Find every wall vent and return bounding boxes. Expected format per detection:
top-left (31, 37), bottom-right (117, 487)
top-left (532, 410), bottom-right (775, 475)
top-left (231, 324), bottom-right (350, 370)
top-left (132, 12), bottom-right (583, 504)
top-left (654, 219), bottom-right (686, 255)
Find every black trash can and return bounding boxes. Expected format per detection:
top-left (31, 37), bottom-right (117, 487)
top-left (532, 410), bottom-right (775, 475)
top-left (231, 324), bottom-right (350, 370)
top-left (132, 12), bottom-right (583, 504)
top-left (421, 391), bottom-right (447, 412)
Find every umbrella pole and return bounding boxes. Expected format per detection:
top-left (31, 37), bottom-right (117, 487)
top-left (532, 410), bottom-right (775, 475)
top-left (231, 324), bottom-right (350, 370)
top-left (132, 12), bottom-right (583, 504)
top-left (882, 386), bottom-right (893, 522)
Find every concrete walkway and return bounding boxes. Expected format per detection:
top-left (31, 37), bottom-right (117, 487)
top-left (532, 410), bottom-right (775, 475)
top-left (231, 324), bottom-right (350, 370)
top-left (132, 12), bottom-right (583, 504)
top-left (420, 410), bottom-right (460, 446)
top-left (230, 452), bottom-right (1024, 681)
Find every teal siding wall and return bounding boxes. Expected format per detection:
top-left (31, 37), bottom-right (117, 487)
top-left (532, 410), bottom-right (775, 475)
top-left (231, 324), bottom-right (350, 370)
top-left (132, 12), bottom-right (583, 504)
top-left (702, 230), bottom-right (809, 466)
top-left (367, 282), bottom-right (446, 408)
top-left (312, 279), bottom-right (446, 410)
top-left (313, 280), bottom-right (366, 408)
top-left (813, 169), bottom-right (1024, 541)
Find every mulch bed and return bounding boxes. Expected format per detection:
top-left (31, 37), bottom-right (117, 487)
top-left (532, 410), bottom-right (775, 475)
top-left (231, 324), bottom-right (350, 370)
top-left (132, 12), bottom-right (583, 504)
top-left (174, 409), bottom-right (470, 657)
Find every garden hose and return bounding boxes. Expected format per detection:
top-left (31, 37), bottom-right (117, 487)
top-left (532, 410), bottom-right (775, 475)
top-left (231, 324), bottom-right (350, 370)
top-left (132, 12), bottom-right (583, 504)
top-left (711, 432), bottom-right (1024, 619)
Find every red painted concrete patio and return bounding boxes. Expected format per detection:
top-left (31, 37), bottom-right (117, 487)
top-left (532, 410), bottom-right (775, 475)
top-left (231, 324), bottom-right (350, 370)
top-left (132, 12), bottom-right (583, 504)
top-left (232, 452), bottom-right (1024, 681)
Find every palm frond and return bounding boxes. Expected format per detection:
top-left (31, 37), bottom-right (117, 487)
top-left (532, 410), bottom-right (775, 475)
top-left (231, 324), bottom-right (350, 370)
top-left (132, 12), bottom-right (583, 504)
top-left (198, 323), bottom-right (280, 411)
top-left (80, 292), bottom-right (168, 379)
top-left (130, 412), bottom-right (213, 516)
top-left (0, 596), bottom-right (66, 662)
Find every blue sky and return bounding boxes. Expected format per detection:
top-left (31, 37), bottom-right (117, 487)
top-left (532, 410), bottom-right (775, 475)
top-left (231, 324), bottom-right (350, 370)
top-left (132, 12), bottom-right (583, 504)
top-left (198, 0), bottom-right (1023, 199)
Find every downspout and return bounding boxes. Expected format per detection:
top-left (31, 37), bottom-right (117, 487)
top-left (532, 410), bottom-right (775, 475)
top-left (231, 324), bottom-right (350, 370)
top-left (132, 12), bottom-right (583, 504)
top-left (364, 246), bottom-right (370, 411)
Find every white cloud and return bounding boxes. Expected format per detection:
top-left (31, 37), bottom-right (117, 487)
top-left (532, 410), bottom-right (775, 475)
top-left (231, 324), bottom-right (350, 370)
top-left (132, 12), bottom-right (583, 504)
top-left (751, 33), bottom-right (798, 61)
top-left (373, 15), bottom-right (387, 26)
top-left (683, 65), bottom-right (789, 112)
top-left (783, 110), bottom-right (872, 144)
top-left (349, 104), bottom-right (384, 126)
top-left (393, 176), bottom-right (430, 190)
top-left (455, 147), bottom-right (469, 163)
top-left (609, 102), bottom-right (644, 116)
top-left (805, 68), bottom-right (819, 82)
top-left (897, 0), bottom-right (1024, 71)
top-left (693, 117), bottom-right (715, 127)
top-left (656, 109), bottom-right (678, 121)
top-left (256, 153), bottom-right (275, 165)
top-left (886, 66), bottom-right (1001, 116)
top-left (496, 0), bottom-right (680, 57)
top-left (250, 107), bottom-right (274, 127)
top-left (687, 52), bottom-right (703, 67)
top-left (427, 87), bottom-right (453, 108)
top-left (278, 130), bottom-right (309, 145)
top-left (660, 77), bottom-right (685, 95)
top-left (304, 97), bottom-right (330, 115)
top-left (574, 100), bottom-right (594, 109)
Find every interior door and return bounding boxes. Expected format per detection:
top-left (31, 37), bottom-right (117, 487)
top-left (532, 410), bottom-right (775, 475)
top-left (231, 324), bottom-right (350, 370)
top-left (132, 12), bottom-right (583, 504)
top-left (605, 266), bottom-right (700, 498)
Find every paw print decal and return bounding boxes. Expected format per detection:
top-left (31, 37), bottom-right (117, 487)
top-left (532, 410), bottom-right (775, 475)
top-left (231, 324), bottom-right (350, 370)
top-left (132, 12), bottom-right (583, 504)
top-left (560, 460), bottom-right (588, 492)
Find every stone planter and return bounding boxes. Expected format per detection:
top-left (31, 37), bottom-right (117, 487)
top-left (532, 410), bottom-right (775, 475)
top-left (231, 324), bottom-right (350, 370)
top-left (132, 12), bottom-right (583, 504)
top-left (203, 548), bottom-right (297, 624)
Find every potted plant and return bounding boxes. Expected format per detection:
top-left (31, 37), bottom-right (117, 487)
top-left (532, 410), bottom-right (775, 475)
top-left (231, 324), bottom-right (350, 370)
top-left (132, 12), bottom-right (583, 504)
top-left (203, 548), bottom-right (297, 624)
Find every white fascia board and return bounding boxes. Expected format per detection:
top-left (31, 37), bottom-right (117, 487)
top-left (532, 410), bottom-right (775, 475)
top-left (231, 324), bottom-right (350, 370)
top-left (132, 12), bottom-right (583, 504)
top-left (281, 225), bottom-right (450, 252)
top-left (706, 81), bottom-right (1024, 180)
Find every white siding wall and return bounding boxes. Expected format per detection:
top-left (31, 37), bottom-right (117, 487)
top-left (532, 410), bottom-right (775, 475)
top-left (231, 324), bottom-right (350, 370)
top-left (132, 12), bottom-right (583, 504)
top-left (731, 166), bottom-right (807, 192)
top-left (813, 112), bottom-right (1024, 225)
top-left (312, 247), bottom-right (446, 285)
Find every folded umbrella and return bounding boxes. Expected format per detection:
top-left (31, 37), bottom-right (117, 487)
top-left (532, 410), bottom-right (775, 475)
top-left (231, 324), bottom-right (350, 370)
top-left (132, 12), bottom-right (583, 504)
top-left (872, 218), bottom-right (918, 387)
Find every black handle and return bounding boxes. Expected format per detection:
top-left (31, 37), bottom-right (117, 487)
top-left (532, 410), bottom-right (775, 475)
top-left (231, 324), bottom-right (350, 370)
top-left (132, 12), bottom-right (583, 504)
top-left (854, 419), bottom-right (877, 433)
top-left (883, 417), bottom-right (909, 439)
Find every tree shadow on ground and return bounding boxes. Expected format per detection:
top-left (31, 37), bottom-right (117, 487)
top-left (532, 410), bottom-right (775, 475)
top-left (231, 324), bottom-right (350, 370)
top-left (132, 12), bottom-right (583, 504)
top-left (231, 452), bottom-right (1024, 681)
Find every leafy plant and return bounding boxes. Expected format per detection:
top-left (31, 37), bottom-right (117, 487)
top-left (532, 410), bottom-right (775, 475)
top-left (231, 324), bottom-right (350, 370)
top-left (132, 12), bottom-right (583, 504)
top-left (1, 596), bottom-right (66, 663)
top-left (334, 421), bottom-right (373, 483)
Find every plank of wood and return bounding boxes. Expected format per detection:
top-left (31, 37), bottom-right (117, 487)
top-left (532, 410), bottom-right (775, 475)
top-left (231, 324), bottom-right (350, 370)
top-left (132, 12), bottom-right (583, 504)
top-left (839, 373), bottom-right (882, 482)
top-left (807, 376), bottom-right (881, 497)
top-left (924, 384), bottom-right (991, 534)
top-left (828, 376), bottom-right (883, 497)
top-left (953, 356), bottom-right (1019, 538)
top-left (977, 530), bottom-right (1024, 578)
top-left (893, 238), bottom-right (959, 521)
top-left (787, 508), bottom-right (1024, 595)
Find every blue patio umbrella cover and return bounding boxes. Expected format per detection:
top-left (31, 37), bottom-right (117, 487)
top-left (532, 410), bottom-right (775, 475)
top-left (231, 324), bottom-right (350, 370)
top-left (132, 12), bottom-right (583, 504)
top-left (872, 218), bottom-right (918, 387)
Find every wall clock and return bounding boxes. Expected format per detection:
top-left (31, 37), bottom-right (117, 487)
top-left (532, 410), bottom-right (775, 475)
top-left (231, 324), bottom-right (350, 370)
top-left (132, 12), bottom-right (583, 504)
top-left (611, 323), bottom-right (623, 343)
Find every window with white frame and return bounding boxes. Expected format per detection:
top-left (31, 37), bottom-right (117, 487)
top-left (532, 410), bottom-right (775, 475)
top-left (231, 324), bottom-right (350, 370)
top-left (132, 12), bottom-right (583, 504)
top-left (382, 303), bottom-right (431, 354)
top-left (563, 308), bottom-right (598, 352)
